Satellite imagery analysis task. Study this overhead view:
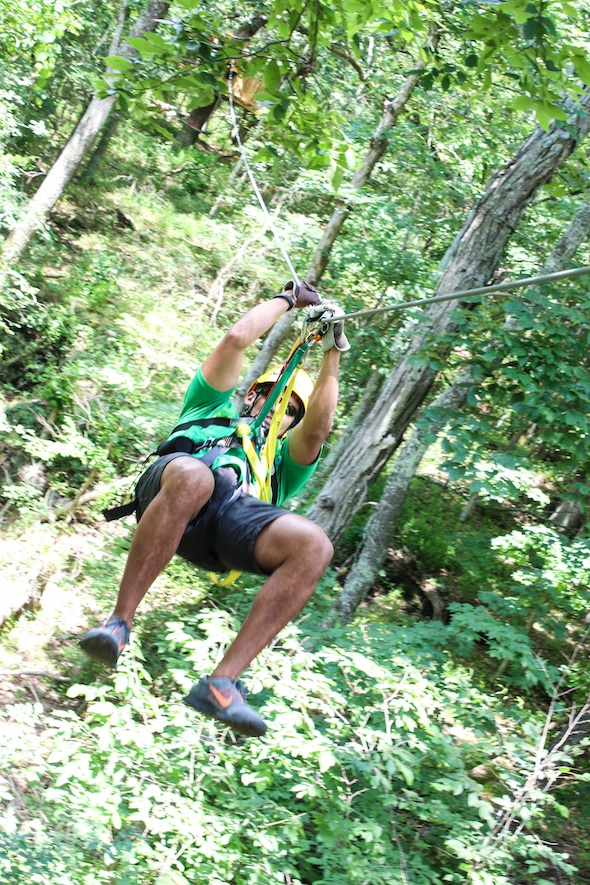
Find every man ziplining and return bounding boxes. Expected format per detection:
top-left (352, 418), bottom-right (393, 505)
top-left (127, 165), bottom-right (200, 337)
top-left (79, 281), bottom-right (350, 737)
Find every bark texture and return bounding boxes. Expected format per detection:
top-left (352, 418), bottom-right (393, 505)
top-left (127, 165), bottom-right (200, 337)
top-left (80, 109), bottom-right (122, 182)
top-left (174, 99), bottom-right (221, 148)
top-left (333, 377), bottom-right (469, 623)
top-left (308, 92), bottom-right (590, 545)
top-left (1, 0), bottom-right (170, 266)
top-left (315, 368), bottom-right (382, 480)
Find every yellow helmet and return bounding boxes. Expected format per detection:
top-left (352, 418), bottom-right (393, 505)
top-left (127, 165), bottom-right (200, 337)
top-left (249, 365), bottom-right (314, 423)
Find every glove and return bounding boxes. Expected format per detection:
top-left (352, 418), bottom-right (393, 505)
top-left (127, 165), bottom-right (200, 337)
top-left (274, 279), bottom-right (322, 310)
top-left (295, 280), bottom-right (321, 308)
top-left (307, 301), bottom-right (351, 352)
top-left (323, 316), bottom-right (350, 352)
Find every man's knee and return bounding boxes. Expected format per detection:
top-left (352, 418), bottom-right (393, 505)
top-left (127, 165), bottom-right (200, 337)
top-left (255, 514), bottom-right (333, 575)
top-left (311, 525), bottom-right (334, 569)
top-left (160, 457), bottom-right (215, 512)
top-left (290, 519), bottom-right (334, 575)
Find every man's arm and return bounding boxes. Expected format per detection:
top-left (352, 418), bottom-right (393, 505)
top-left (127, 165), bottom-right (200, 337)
top-left (288, 348), bottom-right (341, 466)
top-left (202, 281), bottom-right (321, 392)
top-left (202, 298), bottom-right (289, 392)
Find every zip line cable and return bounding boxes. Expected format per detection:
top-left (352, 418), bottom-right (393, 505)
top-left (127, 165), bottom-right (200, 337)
top-left (227, 67), bottom-right (300, 286)
top-left (317, 264), bottom-right (590, 325)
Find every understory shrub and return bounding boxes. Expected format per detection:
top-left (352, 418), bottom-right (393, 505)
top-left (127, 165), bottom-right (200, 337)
top-left (0, 612), bottom-right (583, 885)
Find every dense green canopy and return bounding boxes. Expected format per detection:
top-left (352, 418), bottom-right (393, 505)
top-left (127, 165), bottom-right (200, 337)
top-left (1, 1), bottom-right (590, 883)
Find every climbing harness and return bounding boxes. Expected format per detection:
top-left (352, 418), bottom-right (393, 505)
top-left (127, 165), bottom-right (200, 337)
top-left (210, 308), bottom-right (332, 572)
top-left (205, 316), bottom-right (324, 585)
top-left (104, 308), bottom-right (328, 585)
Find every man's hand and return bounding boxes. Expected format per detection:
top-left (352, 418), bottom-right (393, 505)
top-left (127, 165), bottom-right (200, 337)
top-left (307, 301), bottom-right (351, 352)
top-left (277, 280), bottom-right (322, 309)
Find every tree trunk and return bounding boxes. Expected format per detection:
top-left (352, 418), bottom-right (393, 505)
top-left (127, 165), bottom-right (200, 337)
top-left (80, 109), bottom-right (122, 182)
top-left (308, 91), bottom-right (590, 545)
top-left (549, 498), bottom-right (584, 531)
top-left (1, 0), bottom-right (170, 267)
top-left (174, 99), bottom-right (221, 149)
top-left (315, 368), bottom-right (382, 481)
top-left (238, 63), bottom-right (428, 398)
top-left (332, 376), bottom-right (470, 623)
top-left (173, 15), bottom-right (268, 149)
top-left (330, 193), bottom-right (590, 622)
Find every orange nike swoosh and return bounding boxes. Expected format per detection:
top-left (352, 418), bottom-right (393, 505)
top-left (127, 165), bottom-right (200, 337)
top-left (209, 684), bottom-right (233, 709)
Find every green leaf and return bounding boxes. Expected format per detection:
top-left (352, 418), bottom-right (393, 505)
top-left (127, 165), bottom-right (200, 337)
top-left (533, 100), bottom-right (552, 131)
top-left (574, 55), bottom-right (590, 86)
top-left (269, 97), bottom-right (289, 122)
top-left (197, 71), bottom-right (217, 86)
top-left (264, 60), bottom-right (281, 95)
top-left (103, 55), bottom-right (133, 72)
top-left (522, 18), bottom-right (539, 42)
top-left (327, 162), bottom-right (344, 191)
top-left (188, 89), bottom-right (215, 110)
top-left (396, 761), bottom-right (415, 785)
top-left (511, 94), bottom-right (533, 112)
top-left (125, 36), bottom-right (155, 53)
top-left (142, 32), bottom-right (170, 49)
top-left (155, 873), bottom-right (191, 885)
top-left (318, 749), bottom-right (337, 772)
top-left (344, 147), bottom-right (356, 170)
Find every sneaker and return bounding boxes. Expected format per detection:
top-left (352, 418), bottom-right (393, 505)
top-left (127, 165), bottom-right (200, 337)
top-left (184, 676), bottom-right (267, 737)
top-left (79, 616), bottom-right (130, 667)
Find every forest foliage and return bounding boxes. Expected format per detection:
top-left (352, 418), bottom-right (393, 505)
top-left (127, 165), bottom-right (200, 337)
top-left (1, 1), bottom-right (590, 883)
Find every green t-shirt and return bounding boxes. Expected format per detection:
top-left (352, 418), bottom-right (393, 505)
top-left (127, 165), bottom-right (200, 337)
top-left (166, 367), bottom-right (318, 506)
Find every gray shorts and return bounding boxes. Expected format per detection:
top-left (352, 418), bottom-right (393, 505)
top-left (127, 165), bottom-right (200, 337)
top-left (135, 453), bottom-right (288, 575)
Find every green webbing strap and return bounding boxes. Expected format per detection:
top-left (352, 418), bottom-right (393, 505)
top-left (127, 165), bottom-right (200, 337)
top-left (253, 339), bottom-right (310, 431)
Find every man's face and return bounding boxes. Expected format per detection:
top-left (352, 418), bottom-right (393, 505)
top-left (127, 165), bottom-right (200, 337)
top-left (244, 388), bottom-right (301, 436)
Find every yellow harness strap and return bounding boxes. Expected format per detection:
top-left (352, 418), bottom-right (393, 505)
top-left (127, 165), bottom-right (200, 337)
top-left (237, 424), bottom-right (270, 498)
top-left (208, 372), bottom-right (298, 587)
top-left (210, 568), bottom-right (242, 586)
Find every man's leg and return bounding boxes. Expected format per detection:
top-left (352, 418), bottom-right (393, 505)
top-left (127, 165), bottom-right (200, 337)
top-left (112, 457), bottom-right (215, 628)
top-left (80, 457), bottom-right (214, 665)
top-left (185, 513), bottom-right (332, 736)
top-left (211, 513), bottom-right (333, 680)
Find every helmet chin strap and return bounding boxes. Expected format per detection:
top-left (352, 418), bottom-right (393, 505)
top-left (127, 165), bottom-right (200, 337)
top-left (240, 392), bottom-right (271, 443)
top-left (241, 390), bottom-right (263, 418)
